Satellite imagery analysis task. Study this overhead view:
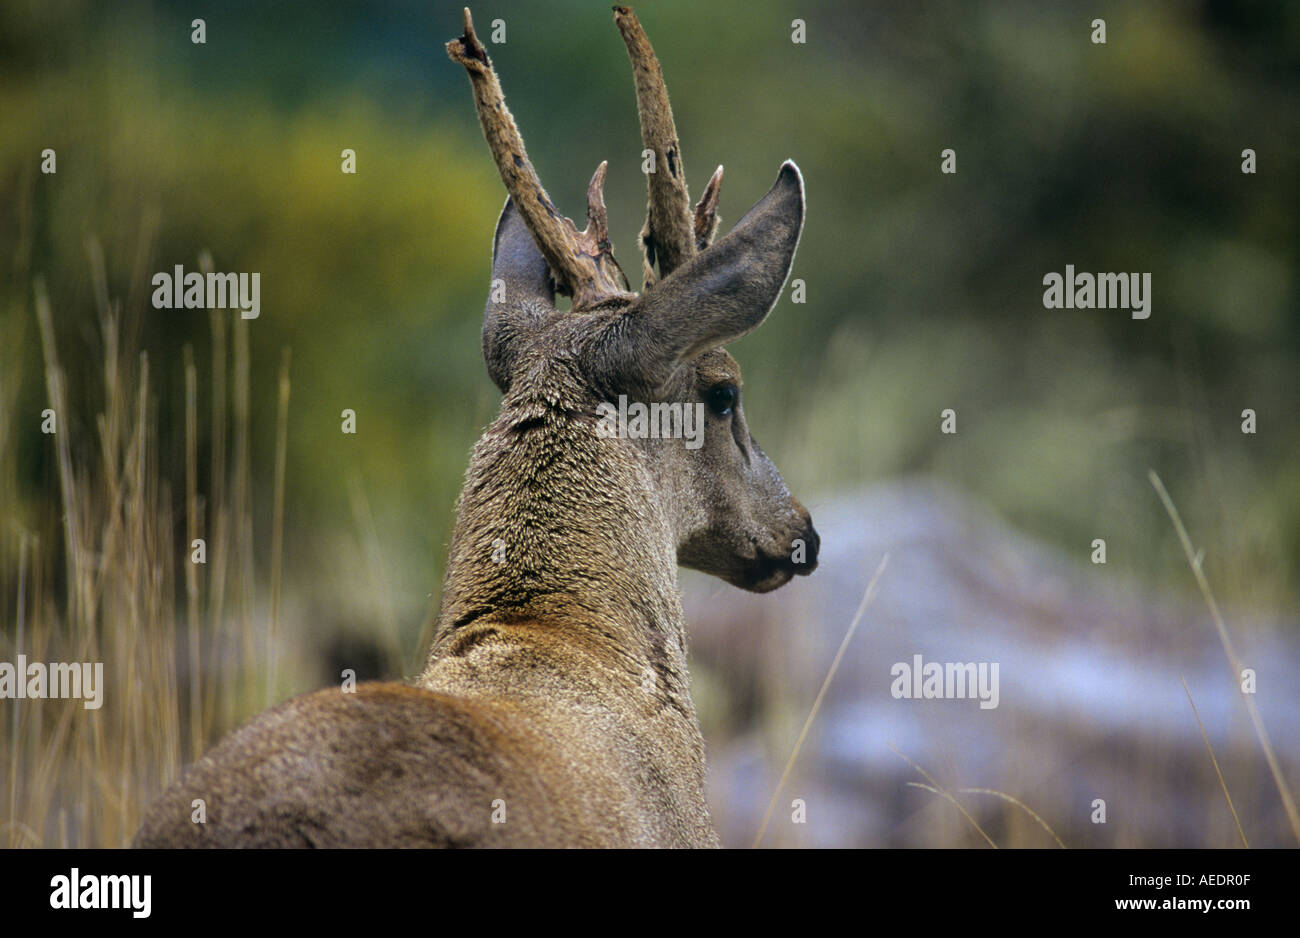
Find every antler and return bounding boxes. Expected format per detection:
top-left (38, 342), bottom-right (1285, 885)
top-left (614, 6), bottom-right (722, 287)
top-left (448, 8), bottom-right (632, 310)
top-left (693, 165), bottom-right (724, 251)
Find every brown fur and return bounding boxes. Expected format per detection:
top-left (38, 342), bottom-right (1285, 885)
top-left (134, 7), bottom-right (817, 849)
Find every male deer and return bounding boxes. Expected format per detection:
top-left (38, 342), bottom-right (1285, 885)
top-left (134, 6), bottom-right (816, 848)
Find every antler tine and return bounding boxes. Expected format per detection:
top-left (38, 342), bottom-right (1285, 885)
top-left (448, 8), bottom-right (632, 310)
top-left (585, 161), bottom-right (612, 249)
top-left (694, 165), bottom-right (723, 251)
top-left (613, 6), bottom-right (703, 287)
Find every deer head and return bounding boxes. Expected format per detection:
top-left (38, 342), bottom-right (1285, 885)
top-left (447, 7), bottom-right (818, 596)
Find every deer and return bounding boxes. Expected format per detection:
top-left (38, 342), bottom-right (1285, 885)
top-left (133, 6), bottom-right (817, 848)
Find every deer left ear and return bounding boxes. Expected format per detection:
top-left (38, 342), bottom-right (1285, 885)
top-left (610, 161), bottom-right (804, 391)
top-left (482, 197), bottom-right (554, 391)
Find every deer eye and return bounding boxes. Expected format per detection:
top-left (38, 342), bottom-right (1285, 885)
top-left (705, 384), bottom-right (738, 416)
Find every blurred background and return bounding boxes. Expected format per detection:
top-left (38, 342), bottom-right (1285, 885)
top-left (1, 0), bottom-right (1297, 847)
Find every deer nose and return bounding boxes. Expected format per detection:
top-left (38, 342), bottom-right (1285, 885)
top-left (798, 520), bottom-right (820, 574)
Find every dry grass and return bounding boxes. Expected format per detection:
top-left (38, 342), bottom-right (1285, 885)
top-left (1181, 675), bottom-right (1248, 848)
top-left (1, 246), bottom-right (305, 847)
top-left (1150, 470), bottom-right (1300, 844)
top-left (892, 745), bottom-right (998, 848)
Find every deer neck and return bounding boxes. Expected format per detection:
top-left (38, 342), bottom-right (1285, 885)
top-left (420, 378), bottom-right (696, 719)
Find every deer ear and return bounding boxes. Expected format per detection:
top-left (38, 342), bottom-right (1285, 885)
top-left (483, 197), bottom-right (554, 391)
top-left (612, 161), bottom-right (804, 389)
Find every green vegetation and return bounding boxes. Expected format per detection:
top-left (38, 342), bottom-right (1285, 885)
top-left (1, 0), bottom-right (1296, 846)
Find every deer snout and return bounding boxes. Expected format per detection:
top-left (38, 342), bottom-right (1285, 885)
top-left (798, 519), bottom-right (820, 574)
top-left (785, 496), bottom-right (819, 575)
top-left (794, 513), bottom-right (820, 575)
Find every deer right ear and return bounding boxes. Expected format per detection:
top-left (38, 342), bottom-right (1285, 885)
top-left (606, 161), bottom-right (805, 392)
top-left (482, 197), bottom-right (554, 392)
